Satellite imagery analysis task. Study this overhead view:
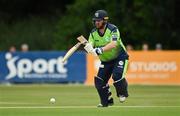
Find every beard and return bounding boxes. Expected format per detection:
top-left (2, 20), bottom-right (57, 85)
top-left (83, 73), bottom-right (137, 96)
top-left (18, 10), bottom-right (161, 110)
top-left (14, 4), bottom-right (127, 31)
top-left (96, 23), bottom-right (105, 29)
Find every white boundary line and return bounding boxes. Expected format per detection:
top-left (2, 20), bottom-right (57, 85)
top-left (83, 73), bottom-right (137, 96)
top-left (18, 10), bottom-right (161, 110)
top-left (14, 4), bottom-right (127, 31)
top-left (0, 102), bottom-right (43, 105)
top-left (0, 106), bottom-right (180, 109)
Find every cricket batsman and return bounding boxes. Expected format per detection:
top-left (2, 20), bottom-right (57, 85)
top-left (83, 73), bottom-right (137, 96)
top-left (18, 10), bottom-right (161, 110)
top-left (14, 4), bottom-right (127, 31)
top-left (84, 10), bottom-right (129, 107)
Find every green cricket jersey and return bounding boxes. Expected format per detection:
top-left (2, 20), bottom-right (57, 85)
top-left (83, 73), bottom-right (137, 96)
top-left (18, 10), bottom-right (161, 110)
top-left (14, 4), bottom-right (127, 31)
top-left (88, 23), bottom-right (127, 62)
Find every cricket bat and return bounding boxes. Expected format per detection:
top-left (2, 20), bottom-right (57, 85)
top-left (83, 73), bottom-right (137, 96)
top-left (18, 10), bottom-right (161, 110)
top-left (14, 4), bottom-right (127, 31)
top-left (77, 35), bottom-right (88, 45)
top-left (62, 42), bottom-right (81, 63)
top-left (77, 35), bottom-right (97, 56)
top-left (62, 35), bottom-right (87, 63)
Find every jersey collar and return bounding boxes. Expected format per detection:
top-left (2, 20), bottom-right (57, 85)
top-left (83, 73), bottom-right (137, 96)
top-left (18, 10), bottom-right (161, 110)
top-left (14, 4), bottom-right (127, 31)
top-left (97, 23), bottom-right (108, 37)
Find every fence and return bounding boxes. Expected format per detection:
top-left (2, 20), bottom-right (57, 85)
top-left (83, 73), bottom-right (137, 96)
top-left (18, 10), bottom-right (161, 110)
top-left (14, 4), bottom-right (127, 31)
top-left (86, 51), bottom-right (180, 85)
top-left (0, 51), bottom-right (180, 85)
top-left (0, 52), bottom-right (86, 83)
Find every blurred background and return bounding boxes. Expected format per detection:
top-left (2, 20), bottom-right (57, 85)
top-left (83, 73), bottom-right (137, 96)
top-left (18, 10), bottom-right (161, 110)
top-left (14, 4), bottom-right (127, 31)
top-left (0, 0), bottom-right (180, 84)
top-left (0, 1), bottom-right (180, 115)
top-left (0, 0), bottom-right (179, 51)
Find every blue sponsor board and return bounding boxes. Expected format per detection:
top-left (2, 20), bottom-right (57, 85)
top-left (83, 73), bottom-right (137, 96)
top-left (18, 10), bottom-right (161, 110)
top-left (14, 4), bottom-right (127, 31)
top-left (0, 51), bottom-right (86, 83)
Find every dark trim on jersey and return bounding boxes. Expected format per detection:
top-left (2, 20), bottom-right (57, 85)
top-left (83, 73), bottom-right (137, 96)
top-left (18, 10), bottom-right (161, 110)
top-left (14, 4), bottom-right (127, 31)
top-left (91, 28), bottom-right (96, 33)
top-left (111, 29), bottom-right (117, 33)
top-left (107, 23), bottom-right (118, 33)
top-left (97, 24), bottom-right (108, 37)
top-left (90, 23), bottom-right (118, 41)
top-left (108, 23), bottom-right (118, 41)
top-left (90, 33), bottom-right (94, 40)
top-left (90, 28), bottom-right (96, 40)
top-left (90, 26), bottom-right (105, 37)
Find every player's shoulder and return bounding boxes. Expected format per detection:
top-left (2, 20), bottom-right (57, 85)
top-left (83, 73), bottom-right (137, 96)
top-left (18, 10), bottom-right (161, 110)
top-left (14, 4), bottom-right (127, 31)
top-left (107, 23), bottom-right (118, 33)
top-left (90, 28), bottom-right (97, 34)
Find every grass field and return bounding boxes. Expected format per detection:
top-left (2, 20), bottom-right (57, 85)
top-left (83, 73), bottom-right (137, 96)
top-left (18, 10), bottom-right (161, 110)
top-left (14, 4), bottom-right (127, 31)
top-left (0, 84), bottom-right (180, 116)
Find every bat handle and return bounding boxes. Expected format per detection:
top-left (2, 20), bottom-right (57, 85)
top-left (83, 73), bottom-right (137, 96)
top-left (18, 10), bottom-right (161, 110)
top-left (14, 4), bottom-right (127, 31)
top-left (75, 42), bottom-right (82, 46)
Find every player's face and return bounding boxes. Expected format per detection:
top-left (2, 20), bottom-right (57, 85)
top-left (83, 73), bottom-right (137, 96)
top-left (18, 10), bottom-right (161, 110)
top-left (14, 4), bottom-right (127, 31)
top-left (95, 20), bottom-right (104, 29)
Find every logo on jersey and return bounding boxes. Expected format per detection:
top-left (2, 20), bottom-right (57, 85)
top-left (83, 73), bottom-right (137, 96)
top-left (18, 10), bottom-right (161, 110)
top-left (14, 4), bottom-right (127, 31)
top-left (112, 34), bottom-right (118, 41)
top-left (119, 61), bottom-right (124, 65)
top-left (117, 61), bottom-right (124, 68)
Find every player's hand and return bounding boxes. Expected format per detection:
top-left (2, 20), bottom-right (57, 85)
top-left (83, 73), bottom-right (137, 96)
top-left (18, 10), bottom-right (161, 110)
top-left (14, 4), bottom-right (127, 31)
top-left (93, 47), bottom-right (103, 55)
top-left (84, 43), bottom-right (94, 53)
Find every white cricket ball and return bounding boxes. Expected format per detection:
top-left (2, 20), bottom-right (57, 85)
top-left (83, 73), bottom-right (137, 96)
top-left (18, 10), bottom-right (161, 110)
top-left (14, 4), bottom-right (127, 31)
top-left (50, 98), bottom-right (56, 103)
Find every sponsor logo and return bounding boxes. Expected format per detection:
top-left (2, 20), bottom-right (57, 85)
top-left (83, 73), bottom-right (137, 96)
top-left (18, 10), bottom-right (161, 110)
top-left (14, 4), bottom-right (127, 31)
top-left (118, 61), bottom-right (124, 66)
top-left (118, 61), bottom-right (124, 68)
top-left (5, 53), bottom-right (67, 80)
top-left (129, 61), bottom-right (177, 72)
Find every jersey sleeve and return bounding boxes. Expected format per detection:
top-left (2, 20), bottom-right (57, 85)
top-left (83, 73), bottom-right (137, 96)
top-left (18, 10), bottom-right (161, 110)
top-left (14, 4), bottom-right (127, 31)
top-left (111, 28), bottom-right (120, 41)
top-left (88, 33), bottom-right (95, 47)
top-left (111, 28), bottom-right (126, 51)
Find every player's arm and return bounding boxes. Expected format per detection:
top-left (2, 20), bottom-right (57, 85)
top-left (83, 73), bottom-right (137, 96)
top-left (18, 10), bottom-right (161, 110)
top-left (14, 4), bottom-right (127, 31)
top-left (83, 34), bottom-right (97, 55)
top-left (94, 29), bottom-right (120, 55)
top-left (102, 40), bottom-right (117, 52)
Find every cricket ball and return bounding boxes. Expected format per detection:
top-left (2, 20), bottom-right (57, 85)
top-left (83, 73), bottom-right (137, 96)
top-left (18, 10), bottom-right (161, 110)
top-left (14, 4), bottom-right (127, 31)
top-left (50, 98), bottom-right (56, 103)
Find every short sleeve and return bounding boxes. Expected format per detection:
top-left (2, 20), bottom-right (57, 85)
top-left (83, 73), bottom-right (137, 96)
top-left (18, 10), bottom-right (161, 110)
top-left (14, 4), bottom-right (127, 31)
top-left (88, 33), bottom-right (95, 47)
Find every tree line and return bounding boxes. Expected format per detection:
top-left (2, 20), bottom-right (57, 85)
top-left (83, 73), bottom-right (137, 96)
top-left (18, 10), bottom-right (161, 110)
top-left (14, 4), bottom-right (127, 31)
top-left (0, 0), bottom-right (179, 51)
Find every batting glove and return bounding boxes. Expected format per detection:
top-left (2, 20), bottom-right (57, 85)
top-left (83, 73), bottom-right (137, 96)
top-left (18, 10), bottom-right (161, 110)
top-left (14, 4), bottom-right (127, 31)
top-left (93, 47), bottom-right (103, 55)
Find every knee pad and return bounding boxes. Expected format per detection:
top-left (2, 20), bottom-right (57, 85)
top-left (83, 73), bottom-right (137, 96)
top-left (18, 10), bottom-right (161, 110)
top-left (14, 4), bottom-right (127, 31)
top-left (113, 78), bottom-right (128, 97)
top-left (94, 76), bottom-right (105, 89)
top-left (112, 72), bottom-right (123, 82)
top-left (94, 76), bottom-right (109, 106)
top-left (94, 77), bottom-right (112, 96)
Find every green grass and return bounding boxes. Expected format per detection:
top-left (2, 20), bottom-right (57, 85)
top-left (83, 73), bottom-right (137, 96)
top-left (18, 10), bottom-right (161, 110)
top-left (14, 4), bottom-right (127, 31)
top-left (0, 84), bottom-right (180, 116)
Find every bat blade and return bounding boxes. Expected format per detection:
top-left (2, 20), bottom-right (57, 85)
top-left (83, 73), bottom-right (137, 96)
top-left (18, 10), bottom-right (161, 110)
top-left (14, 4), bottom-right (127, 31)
top-left (77, 35), bottom-right (97, 56)
top-left (62, 42), bottom-right (81, 63)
